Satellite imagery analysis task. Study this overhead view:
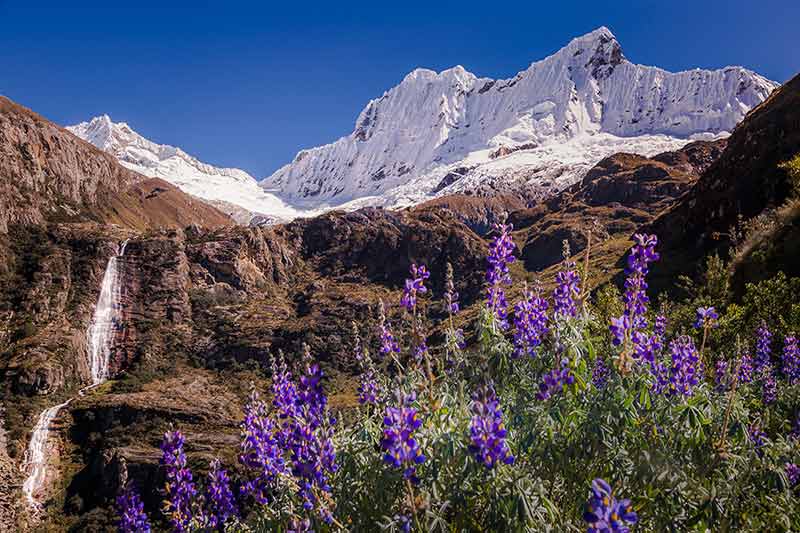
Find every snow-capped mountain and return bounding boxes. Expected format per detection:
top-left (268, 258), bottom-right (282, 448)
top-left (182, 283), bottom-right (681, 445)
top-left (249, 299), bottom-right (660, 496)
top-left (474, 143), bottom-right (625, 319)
top-left (263, 27), bottom-right (778, 208)
top-left (67, 116), bottom-right (307, 224)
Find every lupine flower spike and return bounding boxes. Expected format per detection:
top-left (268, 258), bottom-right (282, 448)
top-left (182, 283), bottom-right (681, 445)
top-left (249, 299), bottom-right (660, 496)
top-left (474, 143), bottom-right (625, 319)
top-left (468, 383), bottom-right (515, 468)
top-left (609, 234), bottom-right (660, 372)
top-left (755, 322), bottom-right (773, 373)
top-left (378, 300), bottom-right (400, 358)
top-left (117, 483), bottom-right (152, 533)
top-left (401, 263), bottom-right (430, 313)
top-left (486, 221), bottom-right (516, 329)
top-left (583, 478), bottom-right (638, 533)
top-left (553, 243), bottom-right (581, 320)
top-left (444, 262), bottom-right (460, 316)
top-left (592, 356), bottom-right (610, 389)
top-left (786, 463), bottom-right (800, 487)
top-left (782, 334), bottom-right (800, 384)
top-left (205, 459), bottom-right (237, 528)
top-left (381, 392), bottom-right (425, 484)
top-left (239, 390), bottom-right (286, 504)
top-left (668, 336), bottom-right (702, 397)
top-left (536, 358), bottom-right (575, 401)
top-left (160, 429), bottom-right (197, 533)
top-left (512, 281), bottom-right (549, 358)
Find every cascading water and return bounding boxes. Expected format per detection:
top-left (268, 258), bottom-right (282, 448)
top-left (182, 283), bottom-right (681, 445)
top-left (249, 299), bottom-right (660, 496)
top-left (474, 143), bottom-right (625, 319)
top-left (86, 239), bottom-right (128, 385)
top-left (20, 399), bottom-right (72, 506)
top-left (21, 240), bottom-right (128, 507)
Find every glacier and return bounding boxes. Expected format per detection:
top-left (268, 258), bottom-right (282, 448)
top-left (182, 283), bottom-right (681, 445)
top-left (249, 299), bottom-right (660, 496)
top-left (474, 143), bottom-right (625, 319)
top-left (263, 26), bottom-right (778, 209)
top-left (67, 115), bottom-right (311, 224)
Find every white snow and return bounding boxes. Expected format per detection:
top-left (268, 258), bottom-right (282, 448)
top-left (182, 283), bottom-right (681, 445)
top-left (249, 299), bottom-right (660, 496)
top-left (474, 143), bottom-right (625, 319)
top-left (70, 27), bottom-right (778, 223)
top-left (67, 116), bottom-right (313, 224)
top-left (263, 26), bottom-right (778, 209)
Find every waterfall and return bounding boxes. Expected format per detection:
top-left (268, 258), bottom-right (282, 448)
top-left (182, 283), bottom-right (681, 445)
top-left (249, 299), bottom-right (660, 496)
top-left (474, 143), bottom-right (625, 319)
top-left (20, 399), bottom-right (72, 506)
top-left (21, 240), bottom-right (128, 507)
top-left (86, 239), bottom-right (129, 385)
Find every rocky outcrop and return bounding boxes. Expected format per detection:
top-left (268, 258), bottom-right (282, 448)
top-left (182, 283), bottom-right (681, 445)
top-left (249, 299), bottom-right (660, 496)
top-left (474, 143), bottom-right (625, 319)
top-left (287, 208), bottom-right (487, 302)
top-left (0, 97), bottom-right (139, 233)
top-left (510, 140), bottom-right (725, 271)
top-left (652, 73), bottom-right (800, 252)
top-left (412, 194), bottom-right (528, 236)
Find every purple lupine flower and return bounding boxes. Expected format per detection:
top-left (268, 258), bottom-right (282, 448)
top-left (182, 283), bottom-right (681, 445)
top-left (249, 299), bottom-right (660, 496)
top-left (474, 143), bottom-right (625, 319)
top-left (381, 393), bottom-right (425, 484)
top-left (400, 263), bottom-right (430, 312)
top-left (653, 314), bottom-right (667, 338)
top-left (444, 262), bottom-right (460, 315)
top-left (714, 360), bottom-right (730, 391)
top-left (609, 234), bottom-right (659, 349)
top-left (160, 430), bottom-right (196, 533)
top-left (272, 357), bottom-right (299, 420)
top-left (592, 356), bottom-right (610, 389)
top-left (582, 478), bottom-right (638, 533)
top-left (486, 222), bottom-right (516, 329)
top-left (357, 367), bottom-right (381, 405)
top-left (609, 315), bottom-right (630, 347)
top-left (553, 266), bottom-right (581, 319)
top-left (650, 360), bottom-right (670, 395)
top-left (298, 362), bottom-right (327, 428)
top-left (755, 322), bottom-right (773, 373)
top-left (205, 459), bottom-right (237, 529)
top-left (289, 416), bottom-right (338, 522)
top-left (694, 306), bottom-right (719, 329)
top-left (786, 463), bottom-right (800, 486)
top-left (738, 353), bottom-right (754, 384)
top-left (748, 424), bottom-right (767, 456)
top-left (394, 514), bottom-right (412, 533)
top-left (782, 334), bottom-right (800, 384)
top-left (468, 383), bottom-right (515, 469)
top-left (451, 328), bottom-right (466, 350)
top-left (378, 301), bottom-right (400, 357)
top-left (761, 366), bottom-right (778, 404)
top-left (239, 391), bottom-right (286, 505)
top-left (668, 336), bottom-right (702, 397)
top-left (413, 340), bottom-right (429, 363)
top-left (287, 517), bottom-right (312, 532)
top-left (623, 234), bottom-right (659, 323)
top-left (512, 284), bottom-right (549, 358)
top-left (633, 330), bottom-right (663, 364)
top-left (116, 483), bottom-right (151, 533)
top-left (536, 358), bottom-right (575, 401)
top-left (290, 361), bottom-right (339, 522)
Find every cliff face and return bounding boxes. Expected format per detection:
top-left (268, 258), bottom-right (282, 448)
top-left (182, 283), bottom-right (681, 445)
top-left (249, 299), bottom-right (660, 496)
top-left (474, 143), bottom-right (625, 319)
top-left (652, 73), bottom-right (800, 251)
top-left (0, 97), bottom-right (138, 233)
top-left (500, 140), bottom-right (726, 272)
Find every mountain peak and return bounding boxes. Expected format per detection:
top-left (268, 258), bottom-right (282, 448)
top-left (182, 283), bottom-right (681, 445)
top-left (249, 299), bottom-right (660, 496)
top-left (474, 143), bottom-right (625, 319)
top-left (560, 26), bottom-right (624, 76)
top-left (67, 116), bottom-right (309, 224)
top-left (265, 27), bottom-right (777, 209)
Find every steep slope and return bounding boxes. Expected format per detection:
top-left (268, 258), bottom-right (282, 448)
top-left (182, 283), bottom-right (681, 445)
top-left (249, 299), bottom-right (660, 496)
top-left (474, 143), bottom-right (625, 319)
top-left (507, 139), bottom-right (726, 271)
top-left (264, 27), bottom-right (776, 209)
top-left (68, 116), bottom-right (307, 224)
top-left (0, 97), bottom-right (232, 234)
top-left (649, 72), bottom-right (800, 291)
top-left (0, 97), bottom-right (138, 233)
top-left (653, 73), bottom-right (800, 249)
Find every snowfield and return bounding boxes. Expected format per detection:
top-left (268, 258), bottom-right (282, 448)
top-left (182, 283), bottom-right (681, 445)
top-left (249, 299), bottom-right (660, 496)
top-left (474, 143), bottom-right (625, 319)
top-left (263, 27), bottom-right (777, 210)
top-left (70, 27), bottom-right (778, 224)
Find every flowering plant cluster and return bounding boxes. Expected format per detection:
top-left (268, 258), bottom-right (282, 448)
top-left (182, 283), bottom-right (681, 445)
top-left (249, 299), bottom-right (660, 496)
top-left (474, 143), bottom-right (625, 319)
top-left (468, 383), bottom-right (515, 468)
top-left (117, 225), bottom-right (800, 532)
top-left (485, 222), bottom-right (515, 329)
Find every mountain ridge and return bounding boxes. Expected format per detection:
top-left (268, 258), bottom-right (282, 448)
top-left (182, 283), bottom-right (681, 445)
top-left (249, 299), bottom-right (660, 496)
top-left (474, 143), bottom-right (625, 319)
top-left (263, 26), bottom-right (777, 210)
top-left (67, 116), bottom-right (310, 224)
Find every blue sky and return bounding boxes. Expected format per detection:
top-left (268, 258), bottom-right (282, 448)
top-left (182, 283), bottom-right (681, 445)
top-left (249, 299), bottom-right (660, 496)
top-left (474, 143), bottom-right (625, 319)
top-left (1, 0), bottom-right (797, 178)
